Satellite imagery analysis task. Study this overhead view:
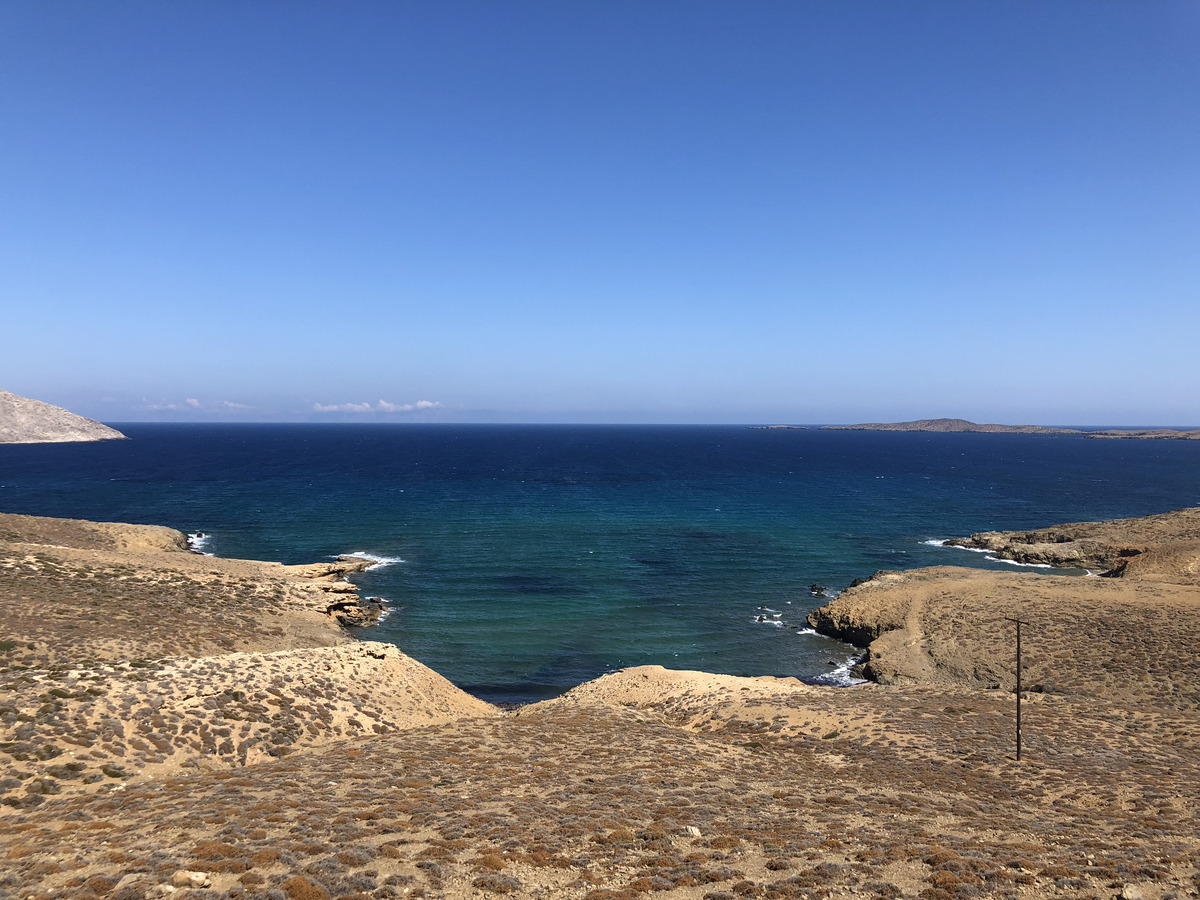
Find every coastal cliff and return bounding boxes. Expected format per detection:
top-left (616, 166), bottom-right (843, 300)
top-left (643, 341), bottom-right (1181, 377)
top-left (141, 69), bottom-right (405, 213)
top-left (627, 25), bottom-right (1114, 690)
top-left (3, 511), bottom-right (1199, 899)
top-left (0, 390), bottom-right (127, 444)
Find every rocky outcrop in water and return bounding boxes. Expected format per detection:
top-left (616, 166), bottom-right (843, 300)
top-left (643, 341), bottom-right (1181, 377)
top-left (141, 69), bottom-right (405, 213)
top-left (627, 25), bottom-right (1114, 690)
top-left (281, 555), bottom-right (388, 626)
top-left (0, 390), bottom-right (126, 443)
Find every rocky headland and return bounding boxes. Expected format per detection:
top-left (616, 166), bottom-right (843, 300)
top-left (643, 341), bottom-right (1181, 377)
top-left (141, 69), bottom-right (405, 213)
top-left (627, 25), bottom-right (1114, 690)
top-left (2, 511), bottom-right (1199, 899)
top-left (0, 391), bottom-right (127, 444)
top-left (807, 507), bottom-right (1200, 687)
top-left (944, 507), bottom-right (1200, 579)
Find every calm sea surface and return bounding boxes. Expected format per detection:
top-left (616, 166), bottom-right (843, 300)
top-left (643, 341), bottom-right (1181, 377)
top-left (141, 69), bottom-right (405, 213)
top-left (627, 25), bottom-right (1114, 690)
top-left (2, 424), bottom-right (1198, 703)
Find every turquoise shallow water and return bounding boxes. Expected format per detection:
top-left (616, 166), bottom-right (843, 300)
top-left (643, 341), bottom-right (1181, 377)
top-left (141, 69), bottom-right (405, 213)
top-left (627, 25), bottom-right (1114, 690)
top-left (2, 424), bottom-right (1198, 702)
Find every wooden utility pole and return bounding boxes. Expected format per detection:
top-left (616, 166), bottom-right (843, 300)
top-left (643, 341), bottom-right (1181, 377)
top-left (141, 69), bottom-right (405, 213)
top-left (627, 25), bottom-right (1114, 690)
top-left (1004, 616), bottom-right (1030, 761)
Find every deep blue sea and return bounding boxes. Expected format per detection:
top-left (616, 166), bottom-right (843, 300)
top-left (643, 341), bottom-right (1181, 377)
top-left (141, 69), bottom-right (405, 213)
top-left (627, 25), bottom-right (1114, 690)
top-left (2, 425), bottom-right (1198, 703)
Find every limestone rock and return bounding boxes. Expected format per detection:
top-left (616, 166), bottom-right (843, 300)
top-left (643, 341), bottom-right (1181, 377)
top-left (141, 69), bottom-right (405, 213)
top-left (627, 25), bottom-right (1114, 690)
top-left (282, 558), bottom-right (375, 580)
top-left (171, 870), bottom-right (211, 887)
top-left (0, 389), bottom-right (127, 443)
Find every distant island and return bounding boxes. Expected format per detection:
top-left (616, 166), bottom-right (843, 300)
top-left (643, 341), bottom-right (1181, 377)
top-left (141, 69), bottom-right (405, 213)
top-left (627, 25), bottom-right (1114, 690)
top-left (755, 417), bottom-right (1200, 439)
top-left (0, 389), bottom-right (127, 443)
top-left (824, 417), bottom-right (1078, 434)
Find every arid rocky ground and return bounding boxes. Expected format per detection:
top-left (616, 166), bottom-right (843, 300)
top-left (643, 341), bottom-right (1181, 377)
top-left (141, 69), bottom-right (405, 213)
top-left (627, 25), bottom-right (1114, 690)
top-left (2, 511), bottom-right (1199, 900)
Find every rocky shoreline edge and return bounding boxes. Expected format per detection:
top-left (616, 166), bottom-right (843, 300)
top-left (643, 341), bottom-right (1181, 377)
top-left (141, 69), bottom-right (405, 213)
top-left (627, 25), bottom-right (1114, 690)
top-left (805, 507), bottom-right (1200, 690)
top-left (3, 509), bottom-right (1200, 899)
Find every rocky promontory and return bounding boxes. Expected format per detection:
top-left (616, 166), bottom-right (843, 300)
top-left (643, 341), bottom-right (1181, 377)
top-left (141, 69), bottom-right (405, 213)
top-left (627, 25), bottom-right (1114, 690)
top-left (0, 390), bottom-right (127, 443)
top-left (945, 506), bottom-right (1200, 580)
top-left (808, 507), bottom-right (1200, 699)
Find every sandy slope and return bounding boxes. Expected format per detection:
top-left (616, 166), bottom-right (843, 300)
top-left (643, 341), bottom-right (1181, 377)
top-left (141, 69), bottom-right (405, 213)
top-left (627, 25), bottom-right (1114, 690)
top-left (2, 511), bottom-right (1200, 899)
top-left (0, 514), bottom-right (498, 814)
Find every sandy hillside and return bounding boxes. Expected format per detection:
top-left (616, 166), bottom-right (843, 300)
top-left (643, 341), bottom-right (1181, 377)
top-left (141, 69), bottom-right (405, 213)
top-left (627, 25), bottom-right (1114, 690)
top-left (1, 515), bottom-right (498, 811)
top-left (0, 512), bottom-right (395, 667)
top-left (2, 511), bottom-right (1199, 900)
top-left (4, 667), bottom-right (1198, 900)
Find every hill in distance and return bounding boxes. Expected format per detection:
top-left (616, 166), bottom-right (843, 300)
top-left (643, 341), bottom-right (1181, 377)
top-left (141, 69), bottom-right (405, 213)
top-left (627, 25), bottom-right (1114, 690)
top-left (820, 418), bottom-right (1200, 439)
top-left (823, 417), bottom-right (1076, 434)
top-left (0, 389), bottom-right (127, 444)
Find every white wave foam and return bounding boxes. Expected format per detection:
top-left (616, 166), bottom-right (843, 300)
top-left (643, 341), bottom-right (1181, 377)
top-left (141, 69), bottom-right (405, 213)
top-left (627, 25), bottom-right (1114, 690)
top-left (341, 551), bottom-right (406, 570)
top-left (929, 539), bottom-right (1062, 571)
top-left (187, 532), bottom-right (215, 557)
top-left (753, 616), bottom-right (785, 627)
top-left (795, 627), bottom-right (818, 636)
top-left (985, 555), bottom-right (1053, 569)
top-left (930, 540), bottom-right (991, 554)
top-left (810, 655), bottom-right (868, 687)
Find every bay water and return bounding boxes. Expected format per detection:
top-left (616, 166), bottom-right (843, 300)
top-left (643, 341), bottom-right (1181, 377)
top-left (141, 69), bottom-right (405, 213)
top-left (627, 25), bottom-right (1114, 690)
top-left (2, 424), bottom-right (1197, 703)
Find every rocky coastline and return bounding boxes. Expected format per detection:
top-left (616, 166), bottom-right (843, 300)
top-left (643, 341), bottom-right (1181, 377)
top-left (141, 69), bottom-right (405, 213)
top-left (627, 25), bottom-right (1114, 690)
top-left (278, 556), bottom-right (391, 628)
top-left (807, 507), bottom-right (1200, 692)
top-left (2, 510), bottom-right (1199, 899)
top-left (943, 506), bottom-right (1200, 578)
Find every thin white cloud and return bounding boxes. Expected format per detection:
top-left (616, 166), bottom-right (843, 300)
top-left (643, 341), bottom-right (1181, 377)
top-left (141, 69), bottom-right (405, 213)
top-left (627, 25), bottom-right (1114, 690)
top-left (314, 401), bottom-right (375, 413)
top-left (314, 399), bottom-right (444, 414)
top-left (139, 398), bottom-right (184, 411)
top-left (140, 397), bottom-right (254, 413)
top-left (377, 399), bottom-right (444, 412)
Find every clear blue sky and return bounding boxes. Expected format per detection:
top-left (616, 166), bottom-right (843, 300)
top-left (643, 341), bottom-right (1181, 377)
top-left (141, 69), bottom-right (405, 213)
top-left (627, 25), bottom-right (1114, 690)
top-left (2, 1), bottom-right (1198, 425)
